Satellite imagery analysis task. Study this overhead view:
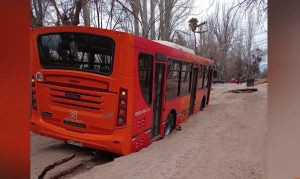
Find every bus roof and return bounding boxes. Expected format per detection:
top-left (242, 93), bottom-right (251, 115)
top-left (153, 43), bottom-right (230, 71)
top-left (134, 35), bottom-right (214, 66)
top-left (153, 40), bottom-right (195, 54)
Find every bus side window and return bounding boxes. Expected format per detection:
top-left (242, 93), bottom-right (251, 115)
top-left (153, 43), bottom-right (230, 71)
top-left (206, 67), bottom-right (211, 87)
top-left (166, 59), bottom-right (181, 100)
top-left (198, 65), bottom-right (204, 89)
top-left (138, 53), bottom-right (153, 106)
top-left (180, 62), bottom-right (192, 96)
top-left (203, 66), bottom-right (209, 88)
top-left (202, 66), bottom-right (207, 88)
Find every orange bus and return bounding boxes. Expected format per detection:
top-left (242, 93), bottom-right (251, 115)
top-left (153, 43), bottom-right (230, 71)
top-left (30, 26), bottom-right (214, 155)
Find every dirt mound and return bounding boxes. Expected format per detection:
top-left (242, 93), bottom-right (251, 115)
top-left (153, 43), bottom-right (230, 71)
top-left (255, 78), bottom-right (267, 85)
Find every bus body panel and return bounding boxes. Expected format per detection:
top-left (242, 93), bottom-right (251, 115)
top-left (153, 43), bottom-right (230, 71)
top-left (117, 34), bottom-right (135, 77)
top-left (164, 99), bottom-right (181, 125)
top-left (31, 27), bottom-right (134, 155)
top-left (131, 47), bottom-right (155, 152)
top-left (31, 112), bottom-right (132, 155)
top-left (196, 89), bottom-right (208, 111)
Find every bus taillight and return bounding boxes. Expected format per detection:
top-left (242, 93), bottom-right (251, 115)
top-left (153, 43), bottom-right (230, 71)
top-left (117, 88), bottom-right (128, 127)
top-left (31, 75), bottom-right (37, 110)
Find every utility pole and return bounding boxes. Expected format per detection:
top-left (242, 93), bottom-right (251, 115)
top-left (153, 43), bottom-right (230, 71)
top-left (195, 21), bottom-right (207, 55)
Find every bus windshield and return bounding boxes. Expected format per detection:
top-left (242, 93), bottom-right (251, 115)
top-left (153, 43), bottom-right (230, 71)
top-left (37, 32), bottom-right (115, 75)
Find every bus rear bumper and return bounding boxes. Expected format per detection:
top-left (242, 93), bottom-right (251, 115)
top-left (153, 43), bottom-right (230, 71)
top-left (31, 114), bottom-right (132, 155)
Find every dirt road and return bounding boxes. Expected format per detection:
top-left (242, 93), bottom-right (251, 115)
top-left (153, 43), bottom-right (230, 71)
top-left (31, 83), bottom-right (267, 179)
top-left (73, 83), bottom-right (267, 179)
top-left (31, 133), bottom-right (89, 178)
top-left (30, 129), bottom-right (115, 178)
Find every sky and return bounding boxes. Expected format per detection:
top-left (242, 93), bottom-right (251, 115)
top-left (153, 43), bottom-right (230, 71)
top-left (189, 0), bottom-right (268, 69)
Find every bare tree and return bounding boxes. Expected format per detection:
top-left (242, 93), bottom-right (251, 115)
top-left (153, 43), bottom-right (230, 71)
top-left (159, 0), bottom-right (192, 41)
top-left (231, 0), bottom-right (267, 26)
top-left (208, 2), bottom-right (238, 79)
top-left (31, 0), bottom-right (192, 43)
top-left (49, 0), bottom-right (84, 26)
top-left (197, 2), bottom-right (266, 81)
top-left (199, 28), bottom-right (218, 60)
top-left (31, 0), bottom-right (49, 27)
top-left (112, 0), bottom-right (192, 40)
top-left (173, 31), bottom-right (188, 46)
top-left (82, 0), bottom-right (91, 26)
top-left (243, 14), bottom-right (255, 78)
top-left (140, 0), bottom-right (149, 37)
top-left (149, 0), bottom-right (156, 39)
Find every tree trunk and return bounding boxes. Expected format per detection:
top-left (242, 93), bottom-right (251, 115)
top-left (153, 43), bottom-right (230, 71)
top-left (141, 0), bottom-right (148, 38)
top-left (31, 0), bottom-right (43, 27)
top-left (163, 0), bottom-right (175, 41)
top-left (30, 0), bottom-right (38, 27)
top-left (71, 0), bottom-right (83, 26)
top-left (158, 0), bottom-right (164, 40)
top-left (130, 0), bottom-right (140, 36)
top-left (150, 0), bottom-right (156, 39)
top-left (82, 0), bottom-right (91, 26)
top-left (95, 0), bottom-right (100, 27)
top-left (36, 0), bottom-right (43, 26)
top-left (164, 0), bottom-right (172, 41)
top-left (100, 0), bottom-right (103, 28)
top-left (194, 32), bottom-right (197, 54)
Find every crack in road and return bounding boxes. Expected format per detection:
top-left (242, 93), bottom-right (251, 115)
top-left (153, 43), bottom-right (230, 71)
top-left (38, 154), bottom-right (76, 179)
top-left (49, 160), bottom-right (86, 179)
top-left (38, 150), bottom-right (118, 179)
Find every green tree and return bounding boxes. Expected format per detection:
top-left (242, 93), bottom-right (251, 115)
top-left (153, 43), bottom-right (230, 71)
top-left (248, 48), bottom-right (266, 78)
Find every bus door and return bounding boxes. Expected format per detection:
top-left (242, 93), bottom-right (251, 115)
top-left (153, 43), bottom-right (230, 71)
top-left (152, 55), bottom-right (166, 139)
top-left (189, 67), bottom-right (198, 116)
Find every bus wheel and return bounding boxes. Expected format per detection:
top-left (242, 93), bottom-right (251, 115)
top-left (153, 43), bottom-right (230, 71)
top-left (201, 97), bottom-right (206, 111)
top-left (164, 113), bottom-right (175, 136)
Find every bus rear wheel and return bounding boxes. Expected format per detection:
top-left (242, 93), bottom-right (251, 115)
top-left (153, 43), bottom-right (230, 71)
top-left (164, 113), bottom-right (175, 136)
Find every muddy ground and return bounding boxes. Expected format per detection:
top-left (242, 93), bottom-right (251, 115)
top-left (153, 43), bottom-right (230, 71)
top-left (31, 83), bottom-right (267, 179)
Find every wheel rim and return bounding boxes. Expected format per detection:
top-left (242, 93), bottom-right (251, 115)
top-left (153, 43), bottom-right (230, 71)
top-left (165, 115), bottom-right (173, 136)
top-left (165, 122), bottom-right (171, 135)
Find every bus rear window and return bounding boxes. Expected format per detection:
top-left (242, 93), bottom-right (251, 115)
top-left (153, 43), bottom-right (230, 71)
top-left (37, 33), bottom-right (114, 75)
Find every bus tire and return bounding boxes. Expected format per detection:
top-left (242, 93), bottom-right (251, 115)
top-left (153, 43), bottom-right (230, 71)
top-left (164, 112), bottom-right (175, 136)
top-left (201, 97), bottom-right (206, 111)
